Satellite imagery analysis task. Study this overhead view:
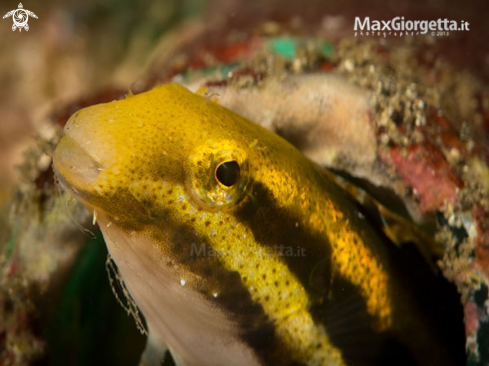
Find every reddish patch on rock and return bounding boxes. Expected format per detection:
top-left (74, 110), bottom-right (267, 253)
top-left (430, 109), bottom-right (489, 174)
top-left (474, 205), bottom-right (489, 278)
top-left (465, 301), bottom-right (480, 335)
top-left (188, 36), bottom-right (263, 70)
top-left (464, 302), bottom-right (480, 353)
top-left (389, 143), bottom-right (463, 214)
top-left (430, 112), bottom-right (465, 152)
top-left (474, 205), bottom-right (489, 247)
top-left (319, 61), bottom-right (335, 72)
top-left (215, 37), bottom-right (263, 63)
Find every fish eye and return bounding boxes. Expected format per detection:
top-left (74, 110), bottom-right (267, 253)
top-left (186, 140), bottom-right (251, 210)
top-left (215, 161), bottom-right (240, 187)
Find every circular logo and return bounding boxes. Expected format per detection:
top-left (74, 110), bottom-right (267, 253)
top-left (12, 9), bottom-right (28, 28)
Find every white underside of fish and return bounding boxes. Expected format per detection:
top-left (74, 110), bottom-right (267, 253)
top-left (98, 213), bottom-right (262, 366)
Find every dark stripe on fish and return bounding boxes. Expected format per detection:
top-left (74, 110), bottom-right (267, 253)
top-left (235, 181), bottom-right (334, 301)
top-left (233, 180), bottom-right (408, 364)
top-left (234, 179), bottom-right (466, 366)
top-left (151, 220), bottom-right (300, 366)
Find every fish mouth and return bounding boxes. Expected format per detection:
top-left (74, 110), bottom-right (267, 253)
top-left (52, 135), bottom-right (102, 198)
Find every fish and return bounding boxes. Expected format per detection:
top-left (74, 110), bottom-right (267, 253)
top-left (52, 83), bottom-right (465, 366)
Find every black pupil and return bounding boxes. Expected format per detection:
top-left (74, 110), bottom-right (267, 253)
top-left (216, 161), bottom-right (240, 187)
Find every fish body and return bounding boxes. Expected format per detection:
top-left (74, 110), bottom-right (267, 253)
top-left (52, 84), bottom-right (464, 366)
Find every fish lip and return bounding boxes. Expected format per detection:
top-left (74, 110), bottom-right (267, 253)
top-left (52, 135), bottom-right (102, 198)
